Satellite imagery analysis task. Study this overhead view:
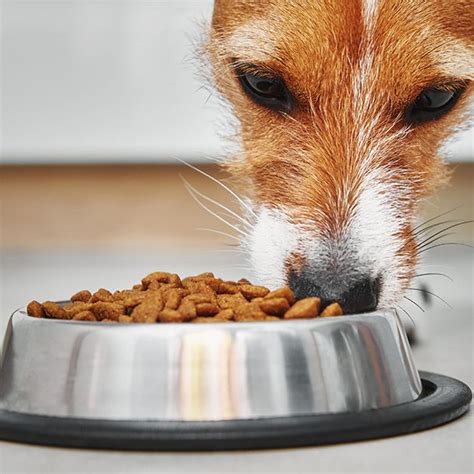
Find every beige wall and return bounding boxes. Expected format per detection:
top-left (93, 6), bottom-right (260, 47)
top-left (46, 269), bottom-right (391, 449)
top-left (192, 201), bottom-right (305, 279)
top-left (0, 164), bottom-right (472, 249)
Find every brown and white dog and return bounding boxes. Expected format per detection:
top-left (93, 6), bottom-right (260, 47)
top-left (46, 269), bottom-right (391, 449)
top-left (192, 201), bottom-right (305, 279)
top-left (205, 0), bottom-right (473, 314)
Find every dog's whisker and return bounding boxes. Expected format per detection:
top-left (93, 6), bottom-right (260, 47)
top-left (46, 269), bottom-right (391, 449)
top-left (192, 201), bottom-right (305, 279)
top-left (195, 227), bottom-right (242, 242)
top-left (416, 263), bottom-right (456, 268)
top-left (197, 154), bottom-right (225, 164)
top-left (412, 205), bottom-right (464, 233)
top-left (204, 90), bottom-right (214, 105)
top-left (175, 157), bottom-right (258, 219)
top-left (415, 229), bottom-right (454, 248)
top-left (394, 305), bottom-right (416, 329)
top-left (419, 242), bottom-right (474, 254)
top-left (404, 287), bottom-right (452, 308)
top-left (193, 83), bottom-right (208, 94)
top-left (416, 220), bottom-right (473, 249)
top-left (413, 219), bottom-right (458, 238)
top-left (208, 249), bottom-right (245, 254)
top-left (405, 220), bottom-right (471, 251)
top-left (182, 180), bottom-right (248, 237)
top-left (417, 231), bottom-right (456, 251)
top-left (412, 272), bottom-right (453, 282)
top-left (182, 176), bottom-right (252, 228)
top-left (403, 295), bottom-right (425, 312)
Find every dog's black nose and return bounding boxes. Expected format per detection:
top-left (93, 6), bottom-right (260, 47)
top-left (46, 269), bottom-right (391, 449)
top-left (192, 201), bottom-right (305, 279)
top-left (339, 278), bottom-right (380, 314)
top-left (289, 272), bottom-right (380, 314)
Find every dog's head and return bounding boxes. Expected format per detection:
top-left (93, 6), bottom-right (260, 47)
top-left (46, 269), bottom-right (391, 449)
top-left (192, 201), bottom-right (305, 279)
top-left (207, 0), bottom-right (473, 312)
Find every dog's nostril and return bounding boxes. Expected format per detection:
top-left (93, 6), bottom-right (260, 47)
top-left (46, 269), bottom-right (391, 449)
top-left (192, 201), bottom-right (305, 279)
top-left (340, 277), bottom-right (380, 314)
top-left (288, 272), bottom-right (381, 314)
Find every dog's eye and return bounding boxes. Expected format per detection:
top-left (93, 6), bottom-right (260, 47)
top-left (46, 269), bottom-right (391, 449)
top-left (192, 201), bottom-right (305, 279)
top-left (406, 87), bottom-right (462, 124)
top-left (235, 69), bottom-right (293, 113)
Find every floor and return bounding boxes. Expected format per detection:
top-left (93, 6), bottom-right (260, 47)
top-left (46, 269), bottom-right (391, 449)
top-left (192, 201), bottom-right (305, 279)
top-left (0, 245), bottom-right (472, 474)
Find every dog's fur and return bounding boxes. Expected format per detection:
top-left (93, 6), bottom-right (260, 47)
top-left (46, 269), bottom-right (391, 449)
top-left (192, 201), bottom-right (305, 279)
top-left (206, 0), bottom-right (473, 309)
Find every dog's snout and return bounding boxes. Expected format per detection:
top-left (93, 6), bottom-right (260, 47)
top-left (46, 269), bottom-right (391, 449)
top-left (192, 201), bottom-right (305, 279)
top-left (289, 271), bottom-right (380, 314)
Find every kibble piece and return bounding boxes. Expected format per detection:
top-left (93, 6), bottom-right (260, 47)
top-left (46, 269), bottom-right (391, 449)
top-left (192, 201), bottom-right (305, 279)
top-left (217, 292), bottom-right (248, 311)
top-left (264, 316), bottom-right (281, 321)
top-left (182, 280), bottom-right (215, 295)
top-left (239, 284), bottom-right (270, 300)
top-left (195, 302), bottom-right (220, 316)
top-left (234, 302), bottom-right (268, 321)
top-left (145, 317), bottom-right (159, 324)
top-left (64, 300), bottom-right (91, 309)
top-left (42, 301), bottom-right (68, 320)
top-left (259, 297), bottom-right (290, 316)
top-left (64, 302), bottom-right (93, 318)
top-left (142, 272), bottom-right (181, 290)
top-left (238, 278), bottom-right (251, 285)
top-left (265, 287), bottom-right (295, 305)
top-left (131, 301), bottom-right (160, 323)
top-left (192, 316), bottom-right (229, 323)
top-left (199, 277), bottom-right (222, 292)
top-left (148, 280), bottom-right (163, 290)
top-left (91, 302), bottom-right (124, 321)
top-left (320, 302), bottom-right (343, 317)
top-left (177, 300), bottom-right (197, 320)
top-left (112, 289), bottom-right (135, 300)
top-left (163, 289), bottom-right (182, 310)
top-left (183, 293), bottom-right (217, 305)
top-left (121, 293), bottom-right (148, 312)
top-left (217, 281), bottom-right (240, 295)
top-left (70, 290), bottom-right (92, 303)
top-left (183, 275), bottom-right (222, 292)
top-left (142, 289), bottom-right (164, 306)
top-left (284, 297), bottom-right (321, 320)
top-left (214, 308), bottom-right (234, 321)
top-left (167, 273), bottom-right (182, 286)
top-left (158, 308), bottom-right (193, 323)
top-left (118, 315), bottom-right (133, 323)
top-left (129, 291), bottom-right (163, 322)
top-left (72, 311), bottom-right (97, 322)
top-left (27, 300), bottom-right (44, 318)
top-left (90, 288), bottom-right (114, 303)
top-left (142, 271), bottom-right (173, 286)
top-left (193, 272), bottom-right (215, 279)
top-left (163, 288), bottom-right (189, 310)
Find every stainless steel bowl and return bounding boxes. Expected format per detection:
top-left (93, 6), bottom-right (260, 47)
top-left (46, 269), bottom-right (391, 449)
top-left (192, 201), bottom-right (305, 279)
top-left (0, 307), bottom-right (422, 421)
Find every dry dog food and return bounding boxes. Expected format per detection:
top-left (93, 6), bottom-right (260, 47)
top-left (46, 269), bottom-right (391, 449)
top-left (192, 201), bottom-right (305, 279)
top-left (26, 271), bottom-right (343, 323)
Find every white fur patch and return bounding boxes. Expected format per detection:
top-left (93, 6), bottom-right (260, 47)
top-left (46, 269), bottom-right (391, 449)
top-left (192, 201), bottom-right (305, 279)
top-left (226, 20), bottom-right (277, 62)
top-left (362, 0), bottom-right (378, 32)
top-left (432, 37), bottom-right (474, 79)
top-left (349, 171), bottom-right (410, 307)
top-left (355, 0), bottom-right (379, 112)
top-left (243, 207), bottom-right (299, 288)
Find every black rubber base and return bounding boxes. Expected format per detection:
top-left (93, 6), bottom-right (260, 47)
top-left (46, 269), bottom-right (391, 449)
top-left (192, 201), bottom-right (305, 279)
top-left (0, 371), bottom-right (471, 451)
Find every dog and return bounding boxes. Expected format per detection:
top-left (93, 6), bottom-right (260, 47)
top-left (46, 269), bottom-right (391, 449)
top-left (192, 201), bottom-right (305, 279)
top-left (205, 0), bottom-right (473, 314)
